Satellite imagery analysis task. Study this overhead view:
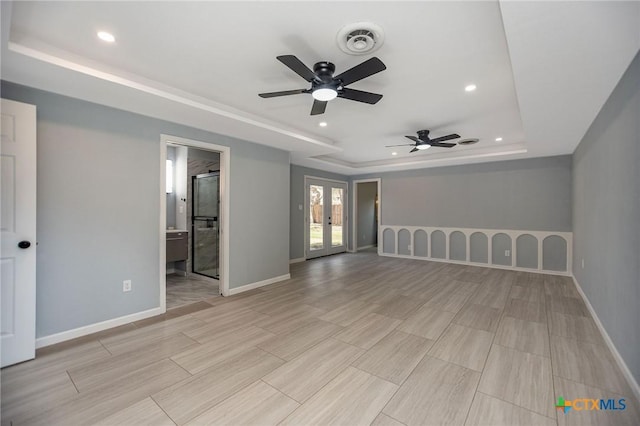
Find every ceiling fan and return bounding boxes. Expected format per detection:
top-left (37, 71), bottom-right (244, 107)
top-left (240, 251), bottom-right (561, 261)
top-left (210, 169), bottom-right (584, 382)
top-left (386, 130), bottom-right (461, 153)
top-left (259, 55), bottom-right (386, 115)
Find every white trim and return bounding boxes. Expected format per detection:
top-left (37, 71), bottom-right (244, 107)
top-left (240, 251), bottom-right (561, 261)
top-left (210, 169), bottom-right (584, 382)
top-left (304, 175), bottom-right (349, 184)
top-left (352, 178), bottom-right (381, 254)
top-left (289, 257), bottom-right (306, 264)
top-left (379, 225), bottom-right (572, 275)
top-left (159, 141), bottom-right (167, 312)
top-left (356, 244), bottom-right (375, 251)
top-left (35, 307), bottom-right (164, 349)
top-left (227, 274), bottom-right (291, 295)
top-left (381, 253), bottom-right (571, 276)
top-left (160, 134), bottom-right (231, 297)
top-left (572, 275), bottom-right (640, 404)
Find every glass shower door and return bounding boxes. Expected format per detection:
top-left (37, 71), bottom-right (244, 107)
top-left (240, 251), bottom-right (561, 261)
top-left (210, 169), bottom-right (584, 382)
top-left (192, 172), bottom-right (219, 279)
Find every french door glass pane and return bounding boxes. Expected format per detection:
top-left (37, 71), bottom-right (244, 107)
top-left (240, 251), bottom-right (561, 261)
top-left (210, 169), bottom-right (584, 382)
top-left (309, 185), bottom-right (324, 250)
top-left (331, 187), bottom-right (343, 247)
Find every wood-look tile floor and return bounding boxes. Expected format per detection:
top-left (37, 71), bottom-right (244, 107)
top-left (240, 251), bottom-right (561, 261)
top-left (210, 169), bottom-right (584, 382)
top-left (166, 273), bottom-right (220, 309)
top-left (2, 252), bottom-right (638, 425)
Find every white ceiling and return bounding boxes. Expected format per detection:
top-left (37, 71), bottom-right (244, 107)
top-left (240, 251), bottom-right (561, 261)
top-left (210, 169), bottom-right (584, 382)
top-left (2, 1), bottom-right (639, 175)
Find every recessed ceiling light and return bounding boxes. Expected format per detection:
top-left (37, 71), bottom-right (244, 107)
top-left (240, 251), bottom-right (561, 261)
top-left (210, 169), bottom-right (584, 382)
top-left (464, 84), bottom-right (477, 92)
top-left (391, 152), bottom-right (397, 156)
top-left (495, 137), bottom-right (503, 142)
top-left (318, 122), bottom-right (328, 127)
top-left (97, 31), bottom-right (115, 43)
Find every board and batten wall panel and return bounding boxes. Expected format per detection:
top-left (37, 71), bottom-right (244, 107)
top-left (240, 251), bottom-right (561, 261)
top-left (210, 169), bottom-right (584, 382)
top-left (1, 81), bottom-right (290, 338)
top-left (572, 51), bottom-right (640, 383)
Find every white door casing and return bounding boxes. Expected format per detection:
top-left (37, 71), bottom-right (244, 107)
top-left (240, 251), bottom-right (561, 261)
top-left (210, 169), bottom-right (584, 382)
top-left (1, 98), bottom-right (37, 367)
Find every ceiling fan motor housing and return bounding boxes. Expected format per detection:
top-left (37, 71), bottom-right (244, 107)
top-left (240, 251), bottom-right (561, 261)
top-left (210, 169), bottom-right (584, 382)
top-left (313, 62), bottom-right (336, 81)
top-left (417, 130), bottom-right (431, 140)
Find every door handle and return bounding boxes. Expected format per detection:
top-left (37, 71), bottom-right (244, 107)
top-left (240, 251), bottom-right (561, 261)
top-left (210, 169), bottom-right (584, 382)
top-left (18, 241), bottom-right (31, 249)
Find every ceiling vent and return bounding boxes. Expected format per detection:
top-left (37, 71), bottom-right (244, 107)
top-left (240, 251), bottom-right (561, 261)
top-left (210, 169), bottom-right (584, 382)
top-left (458, 138), bottom-right (480, 146)
top-left (337, 22), bottom-right (385, 55)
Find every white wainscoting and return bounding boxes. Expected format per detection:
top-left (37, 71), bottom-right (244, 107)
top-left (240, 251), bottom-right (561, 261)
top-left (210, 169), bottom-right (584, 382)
top-left (379, 226), bottom-right (572, 276)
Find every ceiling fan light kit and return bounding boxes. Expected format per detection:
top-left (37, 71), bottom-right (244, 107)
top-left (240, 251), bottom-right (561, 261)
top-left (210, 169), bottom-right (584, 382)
top-left (312, 88), bottom-right (338, 101)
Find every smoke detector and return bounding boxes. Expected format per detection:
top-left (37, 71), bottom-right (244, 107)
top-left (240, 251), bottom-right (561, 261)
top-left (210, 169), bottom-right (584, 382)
top-left (337, 22), bottom-right (385, 55)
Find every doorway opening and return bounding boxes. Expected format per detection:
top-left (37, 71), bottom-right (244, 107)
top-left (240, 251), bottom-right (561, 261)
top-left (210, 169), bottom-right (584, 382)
top-left (304, 176), bottom-right (348, 259)
top-left (352, 178), bottom-right (381, 253)
top-left (160, 135), bottom-right (230, 312)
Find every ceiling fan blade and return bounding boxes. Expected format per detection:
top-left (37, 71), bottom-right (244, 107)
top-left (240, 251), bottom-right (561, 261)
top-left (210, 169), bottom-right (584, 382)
top-left (338, 88), bottom-right (383, 104)
top-left (276, 55), bottom-right (317, 82)
top-left (385, 144), bottom-right (414, 147)
top-left (258, 89), bottom-right (308, 98)
top-left (430, 142), bottom-right (457, 148)
top-left (410, 147), bottom-right (419, 153)
top-left (334, 57), bottom-right (387, 86)
top-left (430, 133), bottom-right (461, 143)
top-left (310, 100), bottom-right (328, 115)
top-left (405, 135), bottom-right (421, 144)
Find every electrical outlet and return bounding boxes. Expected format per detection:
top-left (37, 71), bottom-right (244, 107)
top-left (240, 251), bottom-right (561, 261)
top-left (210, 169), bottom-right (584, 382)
top-left (363, 233), bottom-right (366, 239)
top-left (123, 280), bottom-right (132, 292)
top-left (505, 250), bottom-right (510, 257)
top-left (581, 258), bottom-right (585, 268)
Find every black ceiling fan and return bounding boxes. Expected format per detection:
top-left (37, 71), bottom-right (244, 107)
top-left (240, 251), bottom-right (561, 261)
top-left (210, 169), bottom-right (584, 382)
top-left (386, 130), bottom-right (461, 153)
top-left (259, 55), bottom-right (386, 115)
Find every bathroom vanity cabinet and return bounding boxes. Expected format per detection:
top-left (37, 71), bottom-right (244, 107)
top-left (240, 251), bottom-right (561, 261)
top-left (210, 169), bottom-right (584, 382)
top-left (166, 230), bottom-right (188, 262)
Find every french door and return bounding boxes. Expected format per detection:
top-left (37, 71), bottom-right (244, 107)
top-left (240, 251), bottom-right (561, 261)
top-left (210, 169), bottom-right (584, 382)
top-left (305, 178), bottom-right (347, 259)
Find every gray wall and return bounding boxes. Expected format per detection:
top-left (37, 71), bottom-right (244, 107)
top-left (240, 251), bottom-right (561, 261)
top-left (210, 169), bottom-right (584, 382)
top-left (354, 156), bottom-right (572, 231)
top-left (1, 81), bottom-right (290, 338)
top-left (289, 165), bottom-right (349, 260)
top-left (356, 182), bottom-right (377, 248)
top-left (572, 51), bottom-right (640, 382)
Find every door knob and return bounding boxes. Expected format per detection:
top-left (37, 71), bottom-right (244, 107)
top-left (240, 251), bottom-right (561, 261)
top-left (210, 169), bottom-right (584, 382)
top-left (18, 241), bottom-right (31, 249)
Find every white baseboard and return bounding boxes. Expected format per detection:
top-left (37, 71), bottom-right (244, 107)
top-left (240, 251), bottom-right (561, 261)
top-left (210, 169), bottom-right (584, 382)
top-left (379, 252), bottom-right (571, 276)
top-left (571, 275), bottom-right (640, 404)
top-left (289, 257), bottom-right (305, 264)
top-left (347, 249), bottom-right (357, 253)
top-left (356, 244), bottom-right (375, 251)
top-left (228, 273), bottom-right (291, 295)
top-left (35, 306), bottom-right (165, 349)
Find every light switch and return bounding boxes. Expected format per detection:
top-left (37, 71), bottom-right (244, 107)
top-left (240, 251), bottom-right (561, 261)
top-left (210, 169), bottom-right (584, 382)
top-left (179, 205), bottom-right (184, 213)
top-left (298, 204), bottom-right (303, 211)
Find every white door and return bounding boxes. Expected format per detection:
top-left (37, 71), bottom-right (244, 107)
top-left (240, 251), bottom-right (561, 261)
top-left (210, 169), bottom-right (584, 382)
top-left (305, 178), bottom-right (347, 259)
top-left (1, 99), bottom-right (37, 367)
